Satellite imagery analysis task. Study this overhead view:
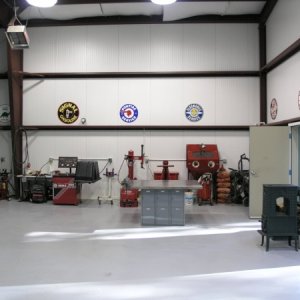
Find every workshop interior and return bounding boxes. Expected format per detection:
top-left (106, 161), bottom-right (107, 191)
top-left (0, 0), bottom-right (300, 298)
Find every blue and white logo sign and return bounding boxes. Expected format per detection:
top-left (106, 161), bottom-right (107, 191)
top-left (185, 103), bottom-right (204, 122)
top-left (120, 104), bottom-right (139, 123)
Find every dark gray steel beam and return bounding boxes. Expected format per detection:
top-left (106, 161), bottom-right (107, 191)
top-left (261, 38), bottom-right (300, 73)
top-left (15, 0), bottom-right (266, 6)
top-left (20, 70), bottom-right (259, 79)
top-left (21, 125), bottom-right (250, 131)
top-left (0, 1), bottom-right (14, 28)
top-left (259, 24), bottom-right (267, 123)
top-left (55, 0), bottom-right (266, 3)
top-left (26, 14), bottom-right (259, 27)
top-left (0, 73), bottom-right (8, 79)
top-left (260, 0), bottom-right (277, 24)
top-left (269, 116), bottom-right (300, 126)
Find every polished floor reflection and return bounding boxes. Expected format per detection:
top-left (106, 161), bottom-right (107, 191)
top-left (0, 200), bottom-right (299, 299)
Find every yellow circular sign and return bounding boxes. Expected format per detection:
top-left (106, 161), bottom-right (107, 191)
top-left (58, 102), bottom-right (79, 124)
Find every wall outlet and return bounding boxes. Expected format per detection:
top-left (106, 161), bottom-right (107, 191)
top-left (49, 157), bottom-right (54, 164)
top-left (108, 158), bottom-right (112, 164)
top-left (0, 157), bottom-right (5, 163)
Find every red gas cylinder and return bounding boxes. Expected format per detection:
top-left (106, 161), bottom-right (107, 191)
top-left (197, 173), bottom-right (213, 205)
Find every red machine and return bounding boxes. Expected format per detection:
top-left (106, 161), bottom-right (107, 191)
top-left (198, 173), bottom-right (213, 205)
top-left (53, 175), bottom-right (80, 205)
top-left (186, 144), bottom-right (219, 179)
top-left (186, 144), bottom-right (220, 205)
top-left (154, 160), bottom-right (179, 180)
top-left (120, 145), bottom-right (145, 207)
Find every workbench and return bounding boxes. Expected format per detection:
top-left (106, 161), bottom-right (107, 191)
top-left (132, 180), bottom-right (200, 226)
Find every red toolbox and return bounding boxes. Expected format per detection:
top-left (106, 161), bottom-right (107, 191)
top-left (52, 175), bottom-right (80, 205)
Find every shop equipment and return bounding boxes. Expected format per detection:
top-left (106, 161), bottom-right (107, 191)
top-left (154, 160), bottom-right (179, 180)
top-left (53, 157), bottom-right (79, 205)
top-left (75, 160), bottom-right (100, 184)
top-left (53, 157), bottom-right (100, 205)
top-left (120, 145), bottom-right (145, 207)
top-left (197, 173), bottom-right (213, 205)
top-left (98, 168), bottom-right (116, 205)
top-left (186, 144), bottom-right (220, 203)
top-left (0, 169), bottom-right (9, 200)
top-left (230, 153), bottom-right (249, 206)
top-left (19, 175), bottom-right (52, 202)
top-left (31, 183), bottom-right (46, 203)
top-left (186, 144), bottom-right (219, 179)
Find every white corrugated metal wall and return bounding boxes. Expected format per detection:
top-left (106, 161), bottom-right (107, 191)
top-left (266, 0), bottom-right (300, 124)
top-left (21, 23), bottom-right (259, 200)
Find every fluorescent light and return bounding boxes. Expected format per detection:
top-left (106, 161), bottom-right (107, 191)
top-left (151, 0), bottom-right (176, 5)
top-left (26, 0), bottom-right (57, 7)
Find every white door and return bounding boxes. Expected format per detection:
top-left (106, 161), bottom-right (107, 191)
top-left (249, 126), bottom-right (290, 218)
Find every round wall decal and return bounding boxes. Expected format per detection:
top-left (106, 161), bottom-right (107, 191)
top-left (185, 103), bottom-right (204, 122)
top-left (119, 104), bottom-right (138, 123)
top-left (270, 98), bottom-right (278, 120)
top-left (0, 105), bottom-right (10, 123)
top-left (58, 102), bottom-right (79, 124)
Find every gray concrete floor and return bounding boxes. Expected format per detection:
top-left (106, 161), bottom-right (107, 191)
top-left (0, 199), bottom-right (299, 300)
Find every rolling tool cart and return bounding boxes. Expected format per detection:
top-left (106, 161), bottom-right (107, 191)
top-left (98, 169), bottom-right (116, 205)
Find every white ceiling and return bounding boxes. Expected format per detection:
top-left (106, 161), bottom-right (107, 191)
top-left (19, 1), bottom-right (266, 23)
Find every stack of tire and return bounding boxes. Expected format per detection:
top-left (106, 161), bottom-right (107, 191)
top-left (216, 166), bottom-right (231, 203)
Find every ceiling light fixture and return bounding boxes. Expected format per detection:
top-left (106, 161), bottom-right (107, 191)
top-left (26, 0), bottom-right (57, 8)
top-left (6, 24), bottom-right (30, 49)
top-left (151, 0), bottom-right (177, 5)
top-left (5, 3), bottom-right (30, 50)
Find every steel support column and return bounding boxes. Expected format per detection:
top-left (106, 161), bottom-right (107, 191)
top-left (7, 45), bottom-right (23, 198)
top-left (259, 24), bottom-right (267, 123)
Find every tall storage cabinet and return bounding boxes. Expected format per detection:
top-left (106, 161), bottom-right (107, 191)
top-left (259, 184), bottom-right (299, 251)
top-left (141, 189), bottom-right (185, 226)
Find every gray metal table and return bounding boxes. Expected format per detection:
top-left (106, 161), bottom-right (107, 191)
top-left (132, 180), bottom-right (200, 226)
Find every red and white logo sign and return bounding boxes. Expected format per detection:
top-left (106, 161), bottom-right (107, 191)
top-left (270, 98), bottom-right (278, 120)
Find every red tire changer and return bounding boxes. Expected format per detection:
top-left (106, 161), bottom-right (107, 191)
top-left (120, 145), bottom-right (145, 207)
